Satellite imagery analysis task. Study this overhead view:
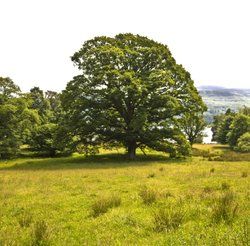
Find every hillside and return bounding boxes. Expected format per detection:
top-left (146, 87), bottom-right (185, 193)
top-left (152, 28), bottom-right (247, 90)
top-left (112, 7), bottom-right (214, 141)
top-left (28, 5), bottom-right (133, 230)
top-left (198, 86), bottom-right (250, 123)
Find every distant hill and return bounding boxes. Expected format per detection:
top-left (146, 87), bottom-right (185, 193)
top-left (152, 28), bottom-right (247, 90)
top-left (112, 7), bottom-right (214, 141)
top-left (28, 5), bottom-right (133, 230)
top-left (197, 86), bottom-right (250, 123)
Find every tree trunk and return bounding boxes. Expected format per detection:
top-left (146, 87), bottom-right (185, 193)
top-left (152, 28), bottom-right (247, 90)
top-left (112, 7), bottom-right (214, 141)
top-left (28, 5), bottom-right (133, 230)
top-left (127, 141), bottom-right (137, 161)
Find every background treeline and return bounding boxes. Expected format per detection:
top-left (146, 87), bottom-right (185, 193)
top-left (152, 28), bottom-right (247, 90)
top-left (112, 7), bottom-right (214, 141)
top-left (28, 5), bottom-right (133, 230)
top-left (212, 107), bottom-right (250, 152)
top-left (2, 75), bottom-right (250, 159)
top-left (0, 75), bottom-right (206, 159)
top-left (0, 77), bottom-right (63, 158)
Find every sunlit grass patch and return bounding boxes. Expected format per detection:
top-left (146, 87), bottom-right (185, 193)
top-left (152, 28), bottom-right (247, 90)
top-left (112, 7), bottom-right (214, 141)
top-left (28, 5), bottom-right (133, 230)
top-left (0, 144), bottom-right (249, 245)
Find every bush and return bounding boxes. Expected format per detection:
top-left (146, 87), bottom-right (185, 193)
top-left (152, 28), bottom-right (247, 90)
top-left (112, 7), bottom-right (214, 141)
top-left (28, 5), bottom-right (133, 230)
top-left (91, 194), bottom-right (121, 217)
top-left (235, 132), bottom-right (250, 153)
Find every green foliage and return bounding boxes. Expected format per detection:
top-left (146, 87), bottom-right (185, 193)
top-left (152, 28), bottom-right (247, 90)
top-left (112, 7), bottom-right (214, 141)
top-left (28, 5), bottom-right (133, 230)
top-left (0, 78), bottom-right (21, 158)
top-left (0, 103), bottom-right (20, 158)
top-left (76, 143), bottom-right (99, 156)
top-left (177, 111), bottom-right (207, 146)
top-left (0, 78), bottom-right (63, 158)
top-left (45, 90), bottom-right (62, 123)
top-left (28, 87), bottom-right (52, 124)
top-left (0, 77), bottom-right (20, 103)
top-left (23, 88), bottom-right (63, 156)
top-left (212, 107), bottom-right (250, 152)
top-left (235, 132), bottom-right (250, 153)
top-left (52, 124), bottom-right (74, 155)
top-left (30, 123), bottom-right (58, 156)
top-left (61, 33), bottom-right (204, 160)
top-left (216, 115), bottom-right (235, 144)
top-left (227, 114), bottom-right (250, 146)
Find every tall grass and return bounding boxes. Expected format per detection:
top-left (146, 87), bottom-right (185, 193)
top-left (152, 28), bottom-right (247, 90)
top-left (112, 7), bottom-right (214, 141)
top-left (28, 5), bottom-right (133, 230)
top-left (91, 194), bottom-right (121, 217)
top-left (211, 191), bottom-right (239, 224)
top-left (153, 205), bottom-right (186, 231)
top-left (139, 186), bottom-right (158, 205)
top-left (31, 220), bottom-right (50, 246)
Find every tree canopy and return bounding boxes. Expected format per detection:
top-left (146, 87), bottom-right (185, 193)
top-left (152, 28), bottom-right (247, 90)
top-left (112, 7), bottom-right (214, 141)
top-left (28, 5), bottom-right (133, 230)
top-left (61, 34), bottom-right (206, 160)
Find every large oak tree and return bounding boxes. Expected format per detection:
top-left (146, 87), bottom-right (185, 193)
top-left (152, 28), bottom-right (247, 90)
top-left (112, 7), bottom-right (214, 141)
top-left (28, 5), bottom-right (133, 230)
top-left (61, 34), bottom-right (206, 160)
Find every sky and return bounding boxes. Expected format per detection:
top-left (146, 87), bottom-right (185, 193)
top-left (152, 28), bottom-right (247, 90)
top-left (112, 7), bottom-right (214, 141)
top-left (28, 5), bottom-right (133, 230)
top-left (1, 0), bottom-right (250, 92)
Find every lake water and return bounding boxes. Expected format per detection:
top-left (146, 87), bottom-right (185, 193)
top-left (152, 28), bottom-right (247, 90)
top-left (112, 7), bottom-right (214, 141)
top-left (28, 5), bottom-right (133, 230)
top-left (203, 127), bottom-right (213, 144)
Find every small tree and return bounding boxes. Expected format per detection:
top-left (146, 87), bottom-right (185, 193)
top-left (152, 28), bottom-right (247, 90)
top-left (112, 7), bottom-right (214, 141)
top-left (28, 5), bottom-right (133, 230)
top-left (177, 111), bottom-right (207, 146)
top-left (211, 108), bottom-right (234, 143)
top-left (215, 114), bottom-right (235, 144)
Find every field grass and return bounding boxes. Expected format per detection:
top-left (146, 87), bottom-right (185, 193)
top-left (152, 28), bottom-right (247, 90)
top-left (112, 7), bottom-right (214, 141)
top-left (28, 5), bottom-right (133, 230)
top-left (0, 145), bottom-right (249, 245)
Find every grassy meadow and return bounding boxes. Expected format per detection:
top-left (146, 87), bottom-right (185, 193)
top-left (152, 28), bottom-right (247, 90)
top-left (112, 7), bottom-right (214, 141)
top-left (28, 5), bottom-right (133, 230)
top-left (0, 145), bottom-right (249, 245)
